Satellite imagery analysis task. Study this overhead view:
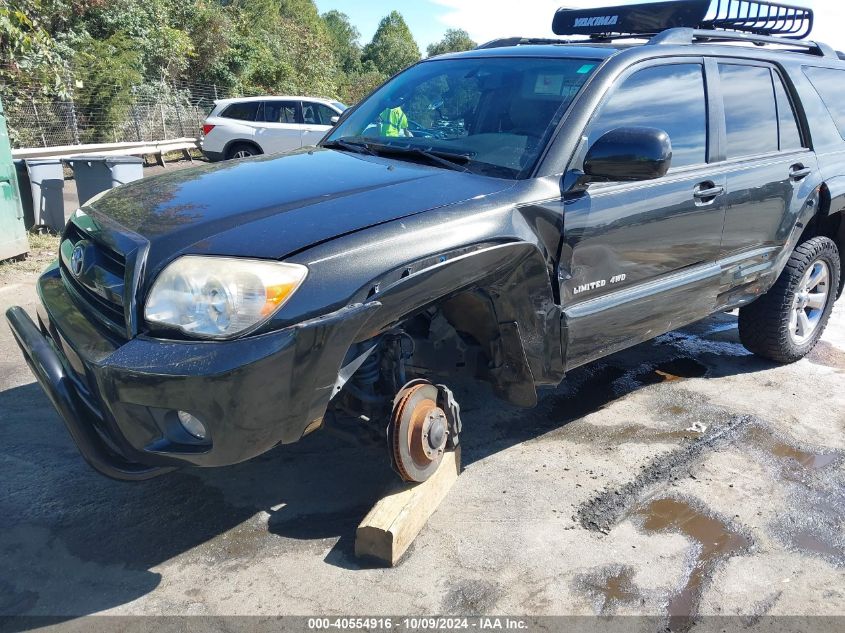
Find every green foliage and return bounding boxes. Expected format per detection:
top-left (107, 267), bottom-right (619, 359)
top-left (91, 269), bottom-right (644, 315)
top-left (336, 69), bottom-right (386, 106)
top-left (0, 0), bottom-right (69, 95)
top-left (323, 10), bottom-right (362, 75)
top-left (323, 9), bottom-right (389, 104)
top-left (427, 29), bottom-right (476, 57)
top-left (183, 0), bottom-right (241, 90)
top-left (278, 0), bottom-right (321, 25)
top-left (73, 32), bottom-right (142, 142)
top-left (1, 0), bottom-right (435, 146)
top-left (362, 11), bottom-right (420, 77)
top-left (81, 0), bottom-right (195, 80)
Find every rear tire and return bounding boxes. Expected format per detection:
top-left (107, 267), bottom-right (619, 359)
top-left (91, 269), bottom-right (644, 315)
top-left (738, 236), bottom-right (840, 363)
top-left (226, 143), bottom-right (261, 160)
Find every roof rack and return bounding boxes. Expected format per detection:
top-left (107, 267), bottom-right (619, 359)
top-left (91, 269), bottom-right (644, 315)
top-left (649, 27), bottom-right (836, 57)
top-left (475, 30), bottom-right (835, 58)
top-left (553, 0), bottom-right (813, 39)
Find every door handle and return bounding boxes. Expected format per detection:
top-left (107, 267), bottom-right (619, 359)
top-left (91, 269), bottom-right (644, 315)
top-left (693, 182), bottom-right (724, 202)
top-left (789, 164), bottom-right (811, 181)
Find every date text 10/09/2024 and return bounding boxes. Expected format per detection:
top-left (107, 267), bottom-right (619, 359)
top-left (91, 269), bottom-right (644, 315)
top-left (307, 617), bottom-right (529, 630)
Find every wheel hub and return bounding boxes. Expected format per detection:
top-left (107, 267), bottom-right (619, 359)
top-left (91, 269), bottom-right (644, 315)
top-left (789, 260), bottom-right (831, 345)
top-left (389, 380), bottom-right (449, 482)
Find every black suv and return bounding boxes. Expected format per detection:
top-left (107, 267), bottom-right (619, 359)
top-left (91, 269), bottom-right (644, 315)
top-left (8, 0), bottom-right (845, 483)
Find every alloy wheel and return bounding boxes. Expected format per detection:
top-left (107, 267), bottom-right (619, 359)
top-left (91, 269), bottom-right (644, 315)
top-left (789, 260), bottom-right (831, 345)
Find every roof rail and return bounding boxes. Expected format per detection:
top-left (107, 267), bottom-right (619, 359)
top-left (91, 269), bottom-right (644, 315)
top-left (648, 27), bottom-right (837, 57)
top-left (553, 0), bottom-right (814, 40)
top-left (476, 37), bottom-right (575, 50)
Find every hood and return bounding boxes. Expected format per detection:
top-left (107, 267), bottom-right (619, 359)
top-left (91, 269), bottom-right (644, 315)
top-left (87, 148), bottom-right (512, 275)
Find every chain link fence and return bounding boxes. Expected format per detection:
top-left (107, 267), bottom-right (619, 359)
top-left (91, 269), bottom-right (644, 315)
top-left (0, 64), bottom-right (257, 149)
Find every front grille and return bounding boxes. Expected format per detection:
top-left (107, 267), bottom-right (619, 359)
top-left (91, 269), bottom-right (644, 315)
top-left (60, 220), bottom-right (129, 336)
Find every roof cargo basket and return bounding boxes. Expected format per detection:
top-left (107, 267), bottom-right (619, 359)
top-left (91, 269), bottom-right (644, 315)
top-left (553, 0), bottom-right (813, 39)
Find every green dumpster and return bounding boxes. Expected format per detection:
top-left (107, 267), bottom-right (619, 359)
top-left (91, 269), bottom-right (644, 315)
top-left (0, 96), bottom-right (28, 262)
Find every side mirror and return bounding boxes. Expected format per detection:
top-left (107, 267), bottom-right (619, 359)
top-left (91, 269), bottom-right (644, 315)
top-left (583, 126), bottom-right (672, 183)
top-left (330, 116), bottom-right (340, 125)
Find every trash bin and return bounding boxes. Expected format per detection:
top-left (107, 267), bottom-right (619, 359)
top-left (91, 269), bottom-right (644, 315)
top-left (13, 160), bottom-right (34, 229)
top-left (65, 155), bottom-right (144, 207)
top-left (22, 158), bottom-right (65, 232)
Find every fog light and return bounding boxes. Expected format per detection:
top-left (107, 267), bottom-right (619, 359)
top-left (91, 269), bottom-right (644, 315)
top-left (177, 410), bottom-right (207, 440)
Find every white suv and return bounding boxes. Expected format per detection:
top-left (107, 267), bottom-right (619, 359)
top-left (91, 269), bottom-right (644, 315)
top-left (200, 96), bottom-right (347, 161)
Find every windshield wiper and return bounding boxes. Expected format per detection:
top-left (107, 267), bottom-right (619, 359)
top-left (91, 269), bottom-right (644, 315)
top-left (322, 139), bottom-right (376, 155)
top-left (364, 143), bottom-right (473, 173)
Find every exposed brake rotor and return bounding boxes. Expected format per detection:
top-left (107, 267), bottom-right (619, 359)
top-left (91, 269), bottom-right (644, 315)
top-left (388, 379), bottom-right (450, 482)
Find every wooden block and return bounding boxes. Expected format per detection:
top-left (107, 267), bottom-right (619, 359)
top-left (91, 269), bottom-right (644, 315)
top-left (356, 447), bottom-right (461, 566)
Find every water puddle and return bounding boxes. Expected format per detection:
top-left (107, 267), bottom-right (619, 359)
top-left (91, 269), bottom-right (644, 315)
top-left (743, 426), bottom-right (838, 470)
top-left (741, 425), bottom-right (843, 561)
top-left (599, 568), bottom-right (639, 605)
top-left (791, 529), bottom-right (841, 558)
top-left (635, 358), bottom-right (708, 385)
top-left (548, 358), bottom-right (707, 427)
top-left (578, 565), bottom-right (641, 614)
top-left (634, 497), bottom-right (749, 630)
top-left (548, 366), bottom-right (627, 424)
top-left (560, 359), bottom-right (709, 444)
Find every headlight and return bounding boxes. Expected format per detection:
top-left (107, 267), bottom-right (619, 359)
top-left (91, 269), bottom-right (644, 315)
top-left (144, 256), bottom-right (307, 339)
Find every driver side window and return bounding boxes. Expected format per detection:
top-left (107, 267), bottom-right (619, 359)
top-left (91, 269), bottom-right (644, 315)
top-left (587, 63), bottom-right (708, 169)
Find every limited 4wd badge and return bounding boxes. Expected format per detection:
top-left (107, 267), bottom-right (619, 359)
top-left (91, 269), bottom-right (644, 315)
top-left (573, 273), bottom-right (626, 295)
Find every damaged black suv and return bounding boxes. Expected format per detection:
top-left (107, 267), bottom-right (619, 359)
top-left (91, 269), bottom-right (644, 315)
top-left (8, 0), bottom-right (845, 483)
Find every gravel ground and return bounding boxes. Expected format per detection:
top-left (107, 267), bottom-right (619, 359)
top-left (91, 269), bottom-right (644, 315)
top-left (0, 227), bottom-right (843, 627)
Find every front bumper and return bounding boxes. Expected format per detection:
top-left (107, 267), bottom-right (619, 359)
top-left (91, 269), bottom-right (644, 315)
top-left (6, 265), bottom-right (377, 480)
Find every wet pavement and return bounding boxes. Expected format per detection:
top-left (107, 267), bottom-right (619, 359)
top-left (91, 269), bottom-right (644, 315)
top-left (0, 273), bottom-right (843, 626)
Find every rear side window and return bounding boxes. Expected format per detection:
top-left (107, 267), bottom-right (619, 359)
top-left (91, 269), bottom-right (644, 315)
top-left (588, 63), bottom-right (707, 169)
top-left (773, 74), bottom-right (803, 151)
top-left (803, 66), bottom-right (845, 140)
top-left (719, 64), bottom-right (778, 158)
top-left (262, 101), bottom-right (299, 124)
top-left (221, 102), bottom-right (259, 121)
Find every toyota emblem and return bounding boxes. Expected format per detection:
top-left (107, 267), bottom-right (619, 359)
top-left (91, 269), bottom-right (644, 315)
top-left (70, 244), bottom-right (85, 277)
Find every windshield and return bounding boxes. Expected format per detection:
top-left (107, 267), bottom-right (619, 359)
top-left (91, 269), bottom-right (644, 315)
top-left (324, 56), bottom-right (599, 179)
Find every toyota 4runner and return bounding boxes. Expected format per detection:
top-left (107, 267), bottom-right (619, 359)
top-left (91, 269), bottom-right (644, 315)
top-left (8, 0), bottom-right (845, 483)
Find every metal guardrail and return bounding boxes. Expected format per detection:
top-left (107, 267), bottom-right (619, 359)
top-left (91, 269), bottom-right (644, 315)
top-left (12, 137), bottom-right (200, 162)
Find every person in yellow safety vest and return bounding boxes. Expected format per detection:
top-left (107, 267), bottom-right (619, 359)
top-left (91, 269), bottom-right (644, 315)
top-left (378, 95), bottom-right (412, 138)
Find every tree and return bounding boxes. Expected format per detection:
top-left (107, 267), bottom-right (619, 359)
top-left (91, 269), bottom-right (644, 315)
top-left (80, 0), bottom-right (195, 80)
top-left (0, 0), bottom-right (68, 88)
top-left (322, 10), bottom-right (361, 75)
top-left (73, 33), bottom-right (142, 142)
top-left (426, 29), bottom-right (476, 57)
top-left (362, 11), bottom-right (420, 77)
top-left (278, 0), bottom-right (321, 25)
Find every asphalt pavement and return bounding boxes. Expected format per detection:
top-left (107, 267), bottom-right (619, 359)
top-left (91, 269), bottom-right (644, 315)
top-left (1, 157), bottom-right (844, 625)
top-left (1, 271), bottom-right (843, 624)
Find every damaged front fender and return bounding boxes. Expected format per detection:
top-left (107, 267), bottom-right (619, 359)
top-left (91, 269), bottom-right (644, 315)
top-left (357, 242), bottom-right (565, 407)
